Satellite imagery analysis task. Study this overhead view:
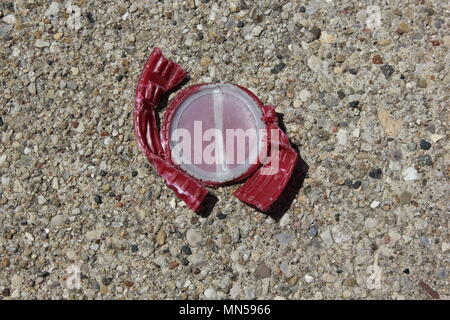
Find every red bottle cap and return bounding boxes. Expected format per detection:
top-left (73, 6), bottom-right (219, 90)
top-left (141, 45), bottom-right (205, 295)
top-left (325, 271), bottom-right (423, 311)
top-left (134, 48), bottom-right (298, 213)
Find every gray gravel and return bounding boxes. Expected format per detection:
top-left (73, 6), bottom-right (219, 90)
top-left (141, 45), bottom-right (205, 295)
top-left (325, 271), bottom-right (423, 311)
top-left (0, 0), bottom-right (449, 300)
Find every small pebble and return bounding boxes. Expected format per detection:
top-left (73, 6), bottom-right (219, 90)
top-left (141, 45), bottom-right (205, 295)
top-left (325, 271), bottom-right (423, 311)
top-left (369, 168), bottom-right (383, 179)
top-left (372, 55), bottom-right (383, 64)
top-left (309, 225), bottom-right (318, 237)
top-left (271, 62), bottom-right (286, 74)
top-left (418, 155), bottom-right (433, 166)
top-left (352, 180), bottom-right (361, 189)
top-left (349, 101), bottom-right (360, 108)
top-left (94, 195), bottom-right (102, 205)
top-left (217, 213), bottom-right (227, 220)
top-left (419, 139), bottom-right (431, 150)
top-left (400, 191), bottom-right (412, 205)
top-left (402, 167), bottom-right (419, 181)
top-left (381, 64), bottom-right (395, 78)
top-left (181, 245), bottom-right (192, 255)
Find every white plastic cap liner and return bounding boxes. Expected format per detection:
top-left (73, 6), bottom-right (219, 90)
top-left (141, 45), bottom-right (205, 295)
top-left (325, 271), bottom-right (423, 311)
top-left (169, 84), bottom-right (266, 183)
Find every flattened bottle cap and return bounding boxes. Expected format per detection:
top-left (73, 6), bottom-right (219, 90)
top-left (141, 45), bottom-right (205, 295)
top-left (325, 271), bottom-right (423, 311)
top-left (134, 48), bottom-right (299, 213)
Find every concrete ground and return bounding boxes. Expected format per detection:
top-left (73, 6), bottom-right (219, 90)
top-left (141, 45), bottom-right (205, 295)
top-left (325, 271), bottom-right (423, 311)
top-left (0, 0), bottom-right (448, 299)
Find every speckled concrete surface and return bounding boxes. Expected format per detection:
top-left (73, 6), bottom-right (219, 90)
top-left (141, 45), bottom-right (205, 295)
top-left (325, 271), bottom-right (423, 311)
top-left (0, 0), bottom-right (449, 300)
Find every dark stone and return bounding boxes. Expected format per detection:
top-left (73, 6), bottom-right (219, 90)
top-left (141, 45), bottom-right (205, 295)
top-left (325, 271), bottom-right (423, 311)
top-left (337, 90), bottom-right (345, 99)
top-left (345, 178), bottom-right (353, 187)
top-left (2, 288), bottom-right (10, 297)
top-left (40, 271), bottom-right (50, 278)
top-left (99, 170), bottom-right (107, 177)
top-left (299, 6), bottom-right (306, 12)
top-left (196, 32), bottom-right (204, 40)
top-left (86, 12), bottom-right (95, 24)
top-left (131, 244), bottom-right (139, 252)
top-left (420, 139), bottom-right (431, 150)
top-left (418, 155), bottom-right (433, 166)
top-left (131, 170), bottom-right (138, 177)
top-left (271, 62), bottom-right (286, 74)
top-left (403, 268), bottom-right (410, 275)
top-left (0, 117), bottom-right (3, 126)
top-left (308, 225), bottom-right (318, 237)
top-left (94, 194), bottom-right (102, 205)
top-left (102, 277), bottom-right (113, 286)
top-left (352, 180), bottom-right (361, 189)
top-left (254, 263), bottom-right (271, 278)
top-left (310, 26), bottom-right (321, 40)
top-left (116, 75), bottom-right (124, 82)
top-left (348, 68), bottom-right (358, 74)
top-left (381, 64), bottom-right (395, 78)
top-left (217, 213), bottom-right (227, 220)
top-left (349, 100), bottom-right (360, 108)
top-left (236, 21), bottom-right (244, 28)
top-left (425, 124), bottom-right (436, 133)
top-left (181, 245), bottom-right (192, 255)
top-left (369, 168), bottom-right (383, 179)
top-left (181, 258), bottom-right (189, 266)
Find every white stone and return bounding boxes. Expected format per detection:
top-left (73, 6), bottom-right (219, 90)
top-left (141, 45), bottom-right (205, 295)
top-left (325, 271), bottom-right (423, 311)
top-left (388, 229), bottom-right (401, 243)
top-left (304, 274), bottom-right (314, 283)
top-left (320, 229), bottom-right (334, 247)
top-left (1, 176), bottom-right (10, 186)
top-left (293, 100), bottom-right (301, 108)
top-left (204, 288), bottom-right (217, 299)
top-left (352, 128), bottom-right (360, 138)
top-left (331, 225), bottom-right (352, 244)
top-left (35, 39), bottom-right (50, 48)
top-left (13, 180), bottom-right (24, 193)
top-left (251, 25), bottom-right (264, 37)
top-left (365, 218), bottom-right (378, 230)
top-left (244, 286), bottom-right (256, 299)
top-left (402, 167), bottom-right (419, 181)
top-left (337, 129), bottom-right (348, 146)
top-left (86, 230), bottom-right (102, 241)
top-left (186, 229), bottom-right (203, 245)
top-left (45, 2), bottom-right (61, 18)
top-left (430, 134), bottom-right (444, 143)
top-left (389, 161), bottom-right (401, 171)
top-left (2, 14), bottom-right (16, 24)
top-left (360, 142), bottom-right (373, 152)
top-left (230, 283), bottom-right (241, 299)
top-left (279, 213), bottom-right (290, 227)
top-left (37, 195), bottom-right (46, 205)
top-left (370, 201), bottom-right (380, 208)
top-left (71, 67), bottom-right (79, 75)
top-left (51, 176), bottom-right (59, 189)
top-left (169, 197), bottom-right (176, 209)
top-left (74, 122), bottom-right (85, 133)
top-left (0, 154), bottom-right (6, 166)
top-left (307, 56), bottom-right (321, 72)
top-left (66, 250), bottom-right (77, 260)
top-left (50, 215), bottom-right (65, 226)
top-left (12, 47), bottom-right (20, 57)
top-left (320, 31), bottom-right (335, 43)
top-left (442, 242), bottom-right (449, 252)
top-left (299, 89), bottom-right (311, 102)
